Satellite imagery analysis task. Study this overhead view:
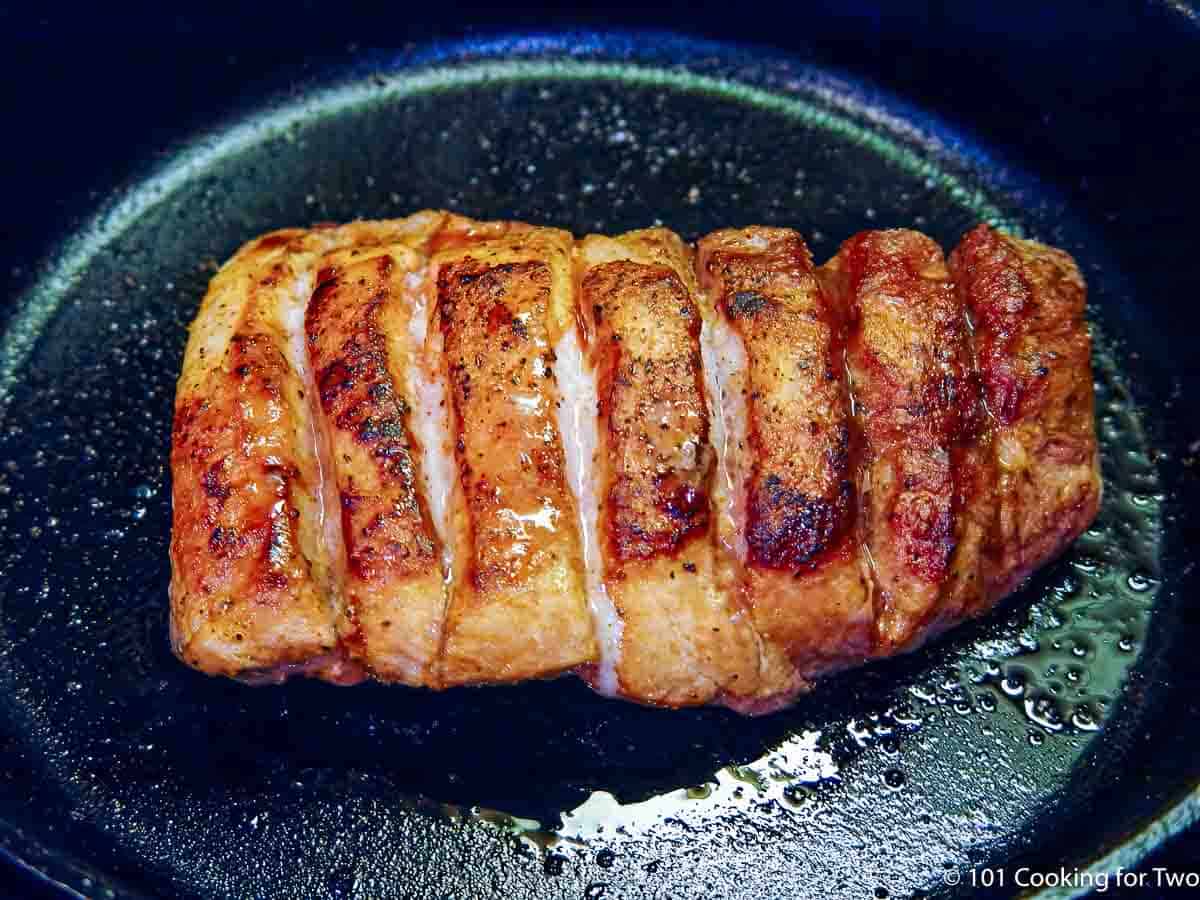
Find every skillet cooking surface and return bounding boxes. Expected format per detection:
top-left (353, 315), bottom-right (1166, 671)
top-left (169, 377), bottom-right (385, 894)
top-left (0, 32), bottom-right (1188, 900)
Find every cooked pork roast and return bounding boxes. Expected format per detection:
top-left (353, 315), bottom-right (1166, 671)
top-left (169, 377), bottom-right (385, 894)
top-left (169, 212), bottom-right (1100, 712)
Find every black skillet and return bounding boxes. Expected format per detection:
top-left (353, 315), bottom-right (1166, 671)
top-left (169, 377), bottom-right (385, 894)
top-left (2, 4), bottom-right (1199, 898)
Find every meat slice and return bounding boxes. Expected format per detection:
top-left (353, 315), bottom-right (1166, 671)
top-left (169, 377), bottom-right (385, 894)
top-left (170, 213), bottom-right (450, 683)
top-left (948, 225), bottom-right (1100, 600)
top-left (575, 229), bottom-right (763, 706)
top-left (821, 230), bottom-right (987, 651)
top-left (696, 228), bottom-right (873, 680)
top-left (304, 226), bottom-right (447, 685)
top-left (170, 228), bottom-right (360, 682)
top-left (431, 222), bottom-right (597, 683)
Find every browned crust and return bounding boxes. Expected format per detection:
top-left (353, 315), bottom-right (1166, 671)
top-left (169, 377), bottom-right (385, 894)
top-left (821, 229), bottom-right (986, 650)
top-left (585, 259), bottom-right (712, 561)
top-left (308, 256), bottom-right (438, 582)
top-left (169, 232), bottom-right (343, 678)
top-left (697, 228), bottom-right (873, 676)
top-left (304, 247), bottom-right (445, 683)
top-left (169, 214), bottom-right (448, 684)
top-left (948, 225), bottom-right (1100, 601)
top-left (439, 260), bottom-right (565, 592)
top-left (434, 240), bottom-right (596, 683)
top-left (700, 229), bottom-right (854, 569)
top-left (170, 214), bottom-right (1102, 711)
top-left (578, 230), bottom-right (766, 707)
top-left (170, 327), bottom-right (338, 674)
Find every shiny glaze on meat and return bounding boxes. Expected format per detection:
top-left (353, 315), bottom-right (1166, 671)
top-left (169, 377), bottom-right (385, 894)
top-left (577, 230), bottom-right (763, 706)
top-left (432, 226), bottom-right (597, 683)
top-left (305, 238), bottom-right (446, 684)
top-left (697, 228), bottom-right (873, 679)
top-left (170, 229), bottom-right (355, 681)
top-left (170, 213), bottom-right (1101, 713)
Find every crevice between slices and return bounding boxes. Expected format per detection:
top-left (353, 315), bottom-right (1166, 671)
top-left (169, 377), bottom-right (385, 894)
top-left (403, 261), bottom-right (458, 680)
top-left (553, 322), bottom-right (623, 696)
top-left (282, 260), bottom-right (345, 605)
top-left (699, 309), bottom-right (808, 708)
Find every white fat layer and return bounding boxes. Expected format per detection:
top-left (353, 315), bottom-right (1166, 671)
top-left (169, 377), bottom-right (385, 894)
top-left (405, 267), bottom-right (456, 584)
top-left (278, 262), bottom-right (346, 609)
top-left (700, 317), bottom-right (750, 563)
top-left (553, 327), bottom-right (623, 695)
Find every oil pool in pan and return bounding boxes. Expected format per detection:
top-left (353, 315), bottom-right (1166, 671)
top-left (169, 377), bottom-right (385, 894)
top-left (0, 41), bottom-right (1167, 900)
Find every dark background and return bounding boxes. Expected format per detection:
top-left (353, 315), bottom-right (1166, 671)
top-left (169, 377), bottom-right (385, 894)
top-left (2, 2), bottom-right (1198, 897)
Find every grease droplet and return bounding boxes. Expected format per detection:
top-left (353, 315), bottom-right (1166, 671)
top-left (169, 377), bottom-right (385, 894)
top-left (1127, 571), bottom-right (1153, 592)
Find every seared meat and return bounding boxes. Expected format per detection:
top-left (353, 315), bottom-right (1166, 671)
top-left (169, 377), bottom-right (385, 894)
top-left (696, 228), bottom-right (873, 683)
top-left (170, 227), bottom-right (356, 683)
top-left (170, 213), bottom-right (1101, 712)
top-left (576, 229), bottom-right (764, 707)
top-left (948, 225), bottom-right (1100, 600)
top-left (820, 229), bottom-right (985, 651)
top-left (431, 223), bottom-right (597, 684)
top-left (304, 229), bottom-right (446, 685)
top-left (170, 215), bottom-right (449, 683)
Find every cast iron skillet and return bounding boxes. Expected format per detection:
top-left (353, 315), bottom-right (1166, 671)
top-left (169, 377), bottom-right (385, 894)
top-left (2, 6), bottom-right (1199, 899)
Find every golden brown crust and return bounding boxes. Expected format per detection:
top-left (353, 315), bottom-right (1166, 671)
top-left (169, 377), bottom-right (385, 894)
top-left (821, 229), bottom-right (986, 650)
top-left (171, 333), bottom-right (335, 673)
top-left (170, 232), bottom-right (346, 679)
top-left (170, 214), bottom-right (448, 683)
top-left (432, 227), bottom-right (597, 683)
top-left (441, 259), bottom-right (561, 593)
top-left (305, 243), bottom-right (445, 684)
top-left (578, 230), bottom-right (762, 706)
top-left (699, 229), bottom-right (854, 568)
top-left (697, 227), bottom-right (873, 676)
top-left (948, 225), bottom-right (1100, 600)
top-left (587, 259), bottom-right (709, 560)
top-left (170, 213), bottom-right (1101, 711)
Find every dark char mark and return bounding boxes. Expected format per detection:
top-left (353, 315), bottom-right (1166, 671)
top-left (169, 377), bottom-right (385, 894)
top-left (727, 290), bottom-right (769, 318)
top-left (747, 474), bottom-right (851, 570)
